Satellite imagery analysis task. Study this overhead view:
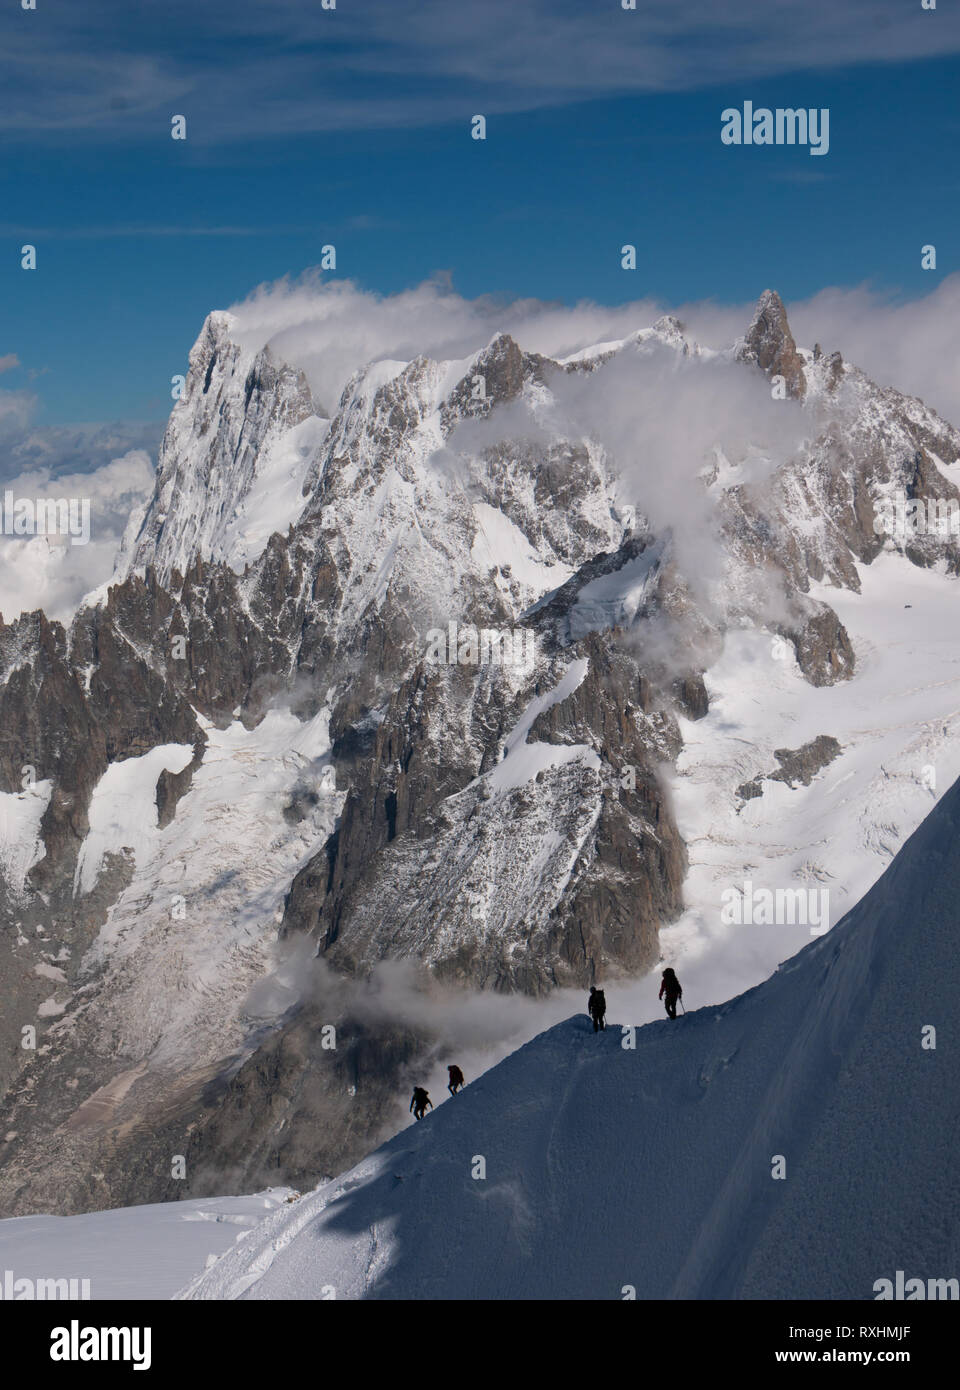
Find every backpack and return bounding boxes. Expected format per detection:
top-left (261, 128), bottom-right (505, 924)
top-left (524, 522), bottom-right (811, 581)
top-left (594, 990), bottom-right (606, 1012)
top-left (449, 1067), bottom-right (464, 1084)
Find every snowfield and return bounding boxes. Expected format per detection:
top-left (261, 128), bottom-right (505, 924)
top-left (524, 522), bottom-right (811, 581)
top-left (0, 1191), bottom-right (297, 1300)
top-left (660, 551), bottom-right (960, 1011)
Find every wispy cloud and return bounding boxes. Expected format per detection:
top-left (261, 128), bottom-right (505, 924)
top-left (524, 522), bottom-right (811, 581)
top-left (0, 409), bottom-right (162, 486)
top-left (0, 388), bottom-right (160, 623)
top-left (0, 354), bottom-right (20, 373)
top-left (1, 1), bottom-right (956, 144)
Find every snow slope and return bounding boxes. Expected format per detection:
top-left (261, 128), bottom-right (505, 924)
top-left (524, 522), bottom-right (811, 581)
top-left (0, 1190), bottom-right (296, 1300)
top-left (74, 745), bottom-right (195, 896)
top-left (660, 551), bottom-right (960, 1012)
top-left (181, 764), bottom-right (960, 1300)
top-left (61, 707), bottom-right (340, 1070)
top-left (0, 782), bottom-right (52, 897)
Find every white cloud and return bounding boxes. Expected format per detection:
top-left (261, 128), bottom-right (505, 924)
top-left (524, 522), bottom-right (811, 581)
top-left (675, 276), bottom-right (960, 428)
top-left (229, 271), bottom-right (960, 433)
top-left (0, 450), bottom-right (155, 626)
top-left (230, 271), bottom-right (670, 415)
top-left (784, 278), bottom-right (960, 426)
top-left (447, 343), bottom-right (809, 603)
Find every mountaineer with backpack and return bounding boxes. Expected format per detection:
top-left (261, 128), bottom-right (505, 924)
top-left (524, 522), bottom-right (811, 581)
top-left (410, 1086), bottom-right (433, 1120)
top-left (659, 968), bottom-right (682, 1020)
top-left (447, 1064), bottom-right (465, 1096)
top-left (588, 985), bottom-right (607, 1033)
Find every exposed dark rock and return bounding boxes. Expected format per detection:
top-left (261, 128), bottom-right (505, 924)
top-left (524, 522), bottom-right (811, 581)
top-left (672, 675), bottom-right (709, 720)
top-left (783, 605), bottom-right (856, 687)
top-left (156, 739), bottom-right (206, 829)
top-left (737, 735), bottom-right (843, 802)
top-left (177, 1011), bottom-right (433, 1198)
top-left (737, 289), bottom-right (807, 398)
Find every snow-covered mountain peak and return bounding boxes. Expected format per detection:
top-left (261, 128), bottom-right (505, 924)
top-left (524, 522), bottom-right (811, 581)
top-left (557, 314), bottom-right (697, 370)
top-left (648, 312), bottom-right (689, 350)
top-left (196, 307), bottom-right (240, 354)
top-left (108, 314), bottom-right (324, 587)
top-left (102, 307), bottom-right (709, 605)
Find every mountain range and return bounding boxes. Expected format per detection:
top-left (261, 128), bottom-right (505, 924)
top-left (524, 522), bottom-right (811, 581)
top-left (2, 287), bottom-right (959, 1216)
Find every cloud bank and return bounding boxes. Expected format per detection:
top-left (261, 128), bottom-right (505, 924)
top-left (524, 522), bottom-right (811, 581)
top-left (230, 270), bottom-right (960, 430)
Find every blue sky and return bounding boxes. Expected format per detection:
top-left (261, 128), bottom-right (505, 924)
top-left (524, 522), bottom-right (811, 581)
top-left (1, 0), bottom-right (959, 430)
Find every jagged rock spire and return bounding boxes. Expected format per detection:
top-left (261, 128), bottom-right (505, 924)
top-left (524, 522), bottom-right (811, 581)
top-left (737, 289), bottom-right (806, 399)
